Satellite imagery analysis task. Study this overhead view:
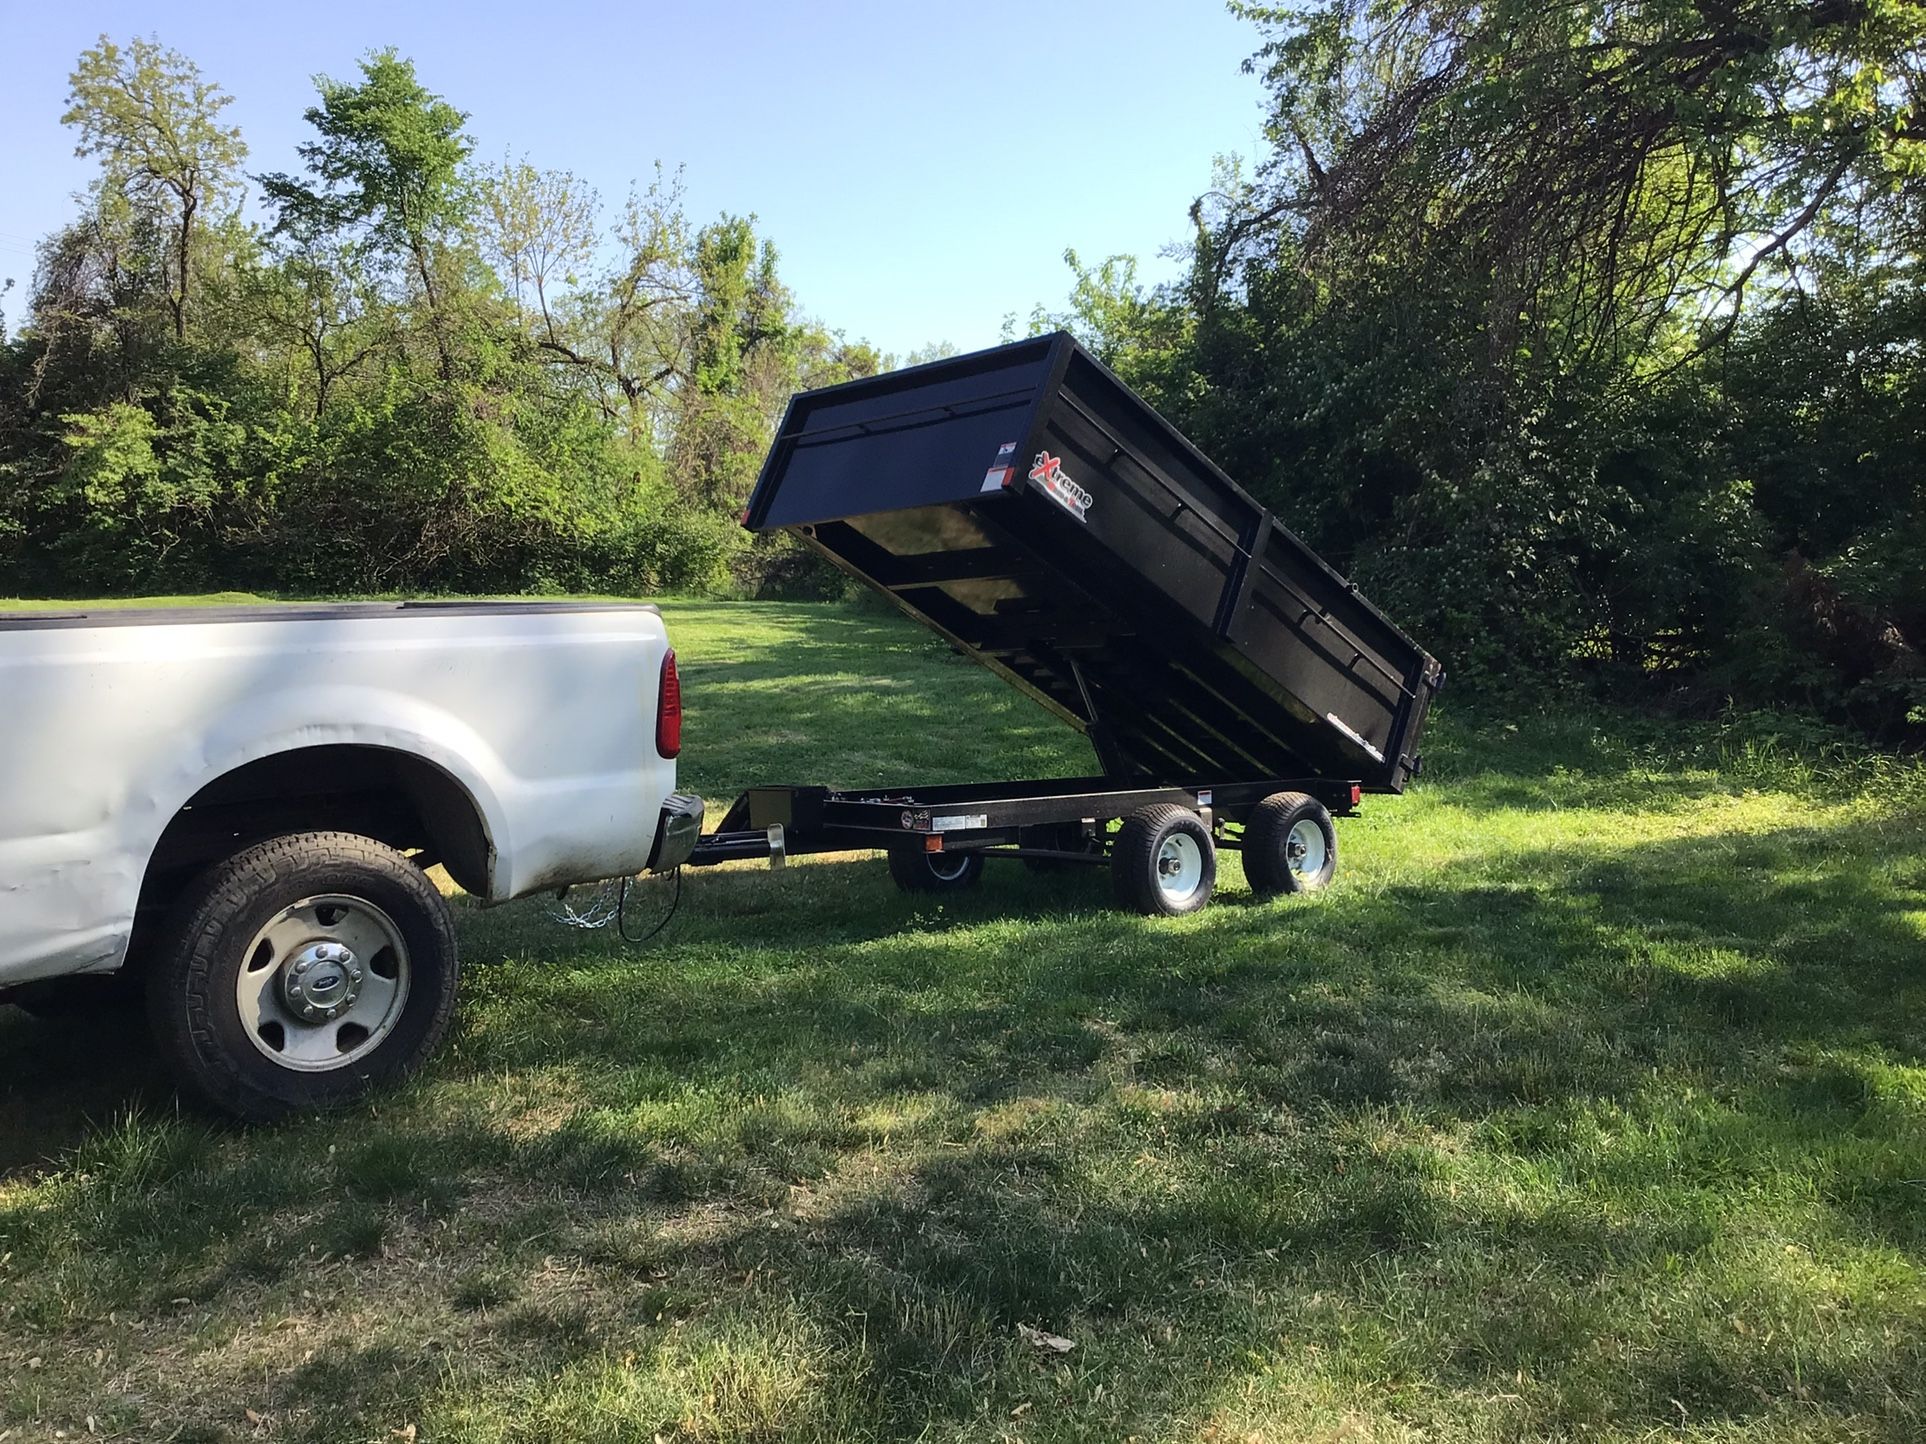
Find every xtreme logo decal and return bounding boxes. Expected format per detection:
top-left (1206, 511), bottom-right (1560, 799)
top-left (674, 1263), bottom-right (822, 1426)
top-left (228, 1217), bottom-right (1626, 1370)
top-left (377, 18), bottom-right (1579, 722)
top-left (1028, 451), bottom-right (1093, 522)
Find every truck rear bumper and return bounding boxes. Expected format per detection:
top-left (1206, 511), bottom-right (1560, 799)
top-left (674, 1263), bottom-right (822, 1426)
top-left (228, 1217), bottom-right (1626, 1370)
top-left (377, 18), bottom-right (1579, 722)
top-left (647, 792), bottom-right (705, 872)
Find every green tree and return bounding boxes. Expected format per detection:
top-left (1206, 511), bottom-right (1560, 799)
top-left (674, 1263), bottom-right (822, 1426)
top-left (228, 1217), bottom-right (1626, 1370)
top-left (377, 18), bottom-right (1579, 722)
top-left (671, 214), bottom-right (794, 514)
top-left (0, 34), bottom-right (865, 605)
top-left (1079, 0), bottom-right (1926, 694)
top-left (477, 154), bottom-right (599, 343)
top-left (1225, 0), bottom-right (1925, 369)
top-left (507, 167), bottom-right (693, 448)
top-left (243, 239), bottom-right (384, 418)
top-left (63, 35), bottom-right (247, 342)
top-left (259, 50), bottom-right (472, 378)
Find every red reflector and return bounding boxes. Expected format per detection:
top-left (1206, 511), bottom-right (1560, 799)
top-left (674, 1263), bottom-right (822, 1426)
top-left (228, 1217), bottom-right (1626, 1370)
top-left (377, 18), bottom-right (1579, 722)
top-left (924, 836), bottom-right (944, 852)
top-left (738, 507), bottom-right (751, 527)
top-left (1350, 784), bottom-right (1363, 807)
top-left (655, 649), bottom-right (682, 759)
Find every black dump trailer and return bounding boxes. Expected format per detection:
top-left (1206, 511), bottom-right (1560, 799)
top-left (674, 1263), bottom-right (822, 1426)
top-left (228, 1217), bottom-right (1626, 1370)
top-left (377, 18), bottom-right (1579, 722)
top-left (688, 332), bottom-right (1443, 915)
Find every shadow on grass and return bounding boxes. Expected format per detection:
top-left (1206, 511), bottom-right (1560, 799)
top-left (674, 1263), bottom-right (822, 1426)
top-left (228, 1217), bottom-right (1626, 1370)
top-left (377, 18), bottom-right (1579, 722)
top-left (0, 1009), bottom-right (176, 1177)
top-left (7, 807), bottom-right (1923, 1159)
top-left (4, 802), bottom-right (1923, 1439)
top-left (470, 810), bottom-right (1926, 1092)
top-left (466, 809), bottom-right (1921, 1435)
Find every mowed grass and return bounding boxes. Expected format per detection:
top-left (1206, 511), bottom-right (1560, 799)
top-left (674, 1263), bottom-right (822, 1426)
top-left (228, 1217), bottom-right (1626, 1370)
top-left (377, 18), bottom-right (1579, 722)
top-left (2, 597), bottom-right (1925, 1443)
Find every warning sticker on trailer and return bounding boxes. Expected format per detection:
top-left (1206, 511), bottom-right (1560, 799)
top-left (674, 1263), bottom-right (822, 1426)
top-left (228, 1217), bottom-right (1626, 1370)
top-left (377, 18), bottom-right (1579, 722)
top-left (980, 440), bottom-right (1020, 492)
top-left (1029, 451), bottom-right (1093, 522)
top-left (932, 814), bottom-right (989, 832)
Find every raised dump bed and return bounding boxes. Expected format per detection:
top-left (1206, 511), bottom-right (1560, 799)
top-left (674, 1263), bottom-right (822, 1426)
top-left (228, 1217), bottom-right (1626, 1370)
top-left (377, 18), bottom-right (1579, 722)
top-left (743, 332), bottom-right (1443, 793)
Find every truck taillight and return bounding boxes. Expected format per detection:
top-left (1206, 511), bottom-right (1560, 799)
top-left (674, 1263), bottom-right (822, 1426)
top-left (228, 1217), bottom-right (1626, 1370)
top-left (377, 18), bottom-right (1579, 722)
top-left (656, 649), bottom-right (682, 759)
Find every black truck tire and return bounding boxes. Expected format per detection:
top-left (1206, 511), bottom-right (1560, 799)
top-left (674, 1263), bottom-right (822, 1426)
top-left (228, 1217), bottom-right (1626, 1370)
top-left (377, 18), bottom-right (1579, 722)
top-left (1243, 791), bottom-right (1338, 896)
top-left (1112, 804), bottom-right (1216, 916)
top-left (887, 844), bottom-right (984, 893)
top-left (146, 831), bottom-right (460, 1122)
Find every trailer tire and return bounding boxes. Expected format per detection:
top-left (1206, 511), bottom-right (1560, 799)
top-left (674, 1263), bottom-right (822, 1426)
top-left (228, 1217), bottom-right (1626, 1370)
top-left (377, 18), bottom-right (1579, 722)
top-left (887, 845), bottom-right (984, 894)
top-left (1243, 792), bottom-right (1338, 896)
top-left (146, 831), bottom-right (460, 1123)
top-left (1113, 804), bottom-right (1216, 916)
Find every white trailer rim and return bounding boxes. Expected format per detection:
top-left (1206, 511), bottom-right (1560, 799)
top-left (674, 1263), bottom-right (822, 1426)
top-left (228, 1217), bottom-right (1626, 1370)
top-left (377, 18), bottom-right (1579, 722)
top-left (1156, 832), bottom-right (1205, 903)
top-left (927, 850), bottom-right (973, 882)
top-left (1286, 818), bottom-right (1327, 879)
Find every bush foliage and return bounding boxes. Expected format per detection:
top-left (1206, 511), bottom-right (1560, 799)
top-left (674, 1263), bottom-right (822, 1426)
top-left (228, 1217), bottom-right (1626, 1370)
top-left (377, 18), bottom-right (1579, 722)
top-left (0, 44), bottom-right (874, 602)
top-left (2, 17), bottom-right (1921, 735)
top-left (1043, 0), bottom-right (1924, 735)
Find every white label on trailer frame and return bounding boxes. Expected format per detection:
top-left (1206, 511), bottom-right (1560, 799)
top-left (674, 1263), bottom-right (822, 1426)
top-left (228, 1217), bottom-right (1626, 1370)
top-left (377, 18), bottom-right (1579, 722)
top-left (932, 814), bottom-right (989, 832)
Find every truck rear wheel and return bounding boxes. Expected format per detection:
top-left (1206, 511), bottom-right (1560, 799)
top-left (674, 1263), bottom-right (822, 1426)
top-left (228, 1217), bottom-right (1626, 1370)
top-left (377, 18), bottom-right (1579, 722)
top-left (1242, 791), bottom-right (1338, 896)
top-left (147, 831), bottom-right (460, 1122)
top-left (1113, 804), bottom-right (1216, 916)
top-left (887, 844), bottom-right (984, 893)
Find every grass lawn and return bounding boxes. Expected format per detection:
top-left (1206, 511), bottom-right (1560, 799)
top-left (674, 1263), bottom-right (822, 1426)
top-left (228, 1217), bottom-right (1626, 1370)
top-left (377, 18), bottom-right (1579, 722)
top-left (2, 597), bottom-right (1924, 1443)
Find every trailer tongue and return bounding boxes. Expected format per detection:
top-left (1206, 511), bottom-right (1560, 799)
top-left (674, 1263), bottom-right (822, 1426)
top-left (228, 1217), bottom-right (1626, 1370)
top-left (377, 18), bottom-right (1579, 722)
top-left (688, 332), bottom-right (1444, 915)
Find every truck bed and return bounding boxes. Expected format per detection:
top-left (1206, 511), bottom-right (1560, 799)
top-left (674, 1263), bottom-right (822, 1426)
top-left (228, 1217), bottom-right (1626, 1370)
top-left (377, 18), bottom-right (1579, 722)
top-left (743, 333), bottom-right (1443, 792)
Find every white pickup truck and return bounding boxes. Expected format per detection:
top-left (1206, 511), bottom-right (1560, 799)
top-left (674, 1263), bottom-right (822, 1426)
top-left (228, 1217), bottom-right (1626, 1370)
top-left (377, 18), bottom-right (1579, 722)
top-left (0, 601), bottom-right (702, 1119)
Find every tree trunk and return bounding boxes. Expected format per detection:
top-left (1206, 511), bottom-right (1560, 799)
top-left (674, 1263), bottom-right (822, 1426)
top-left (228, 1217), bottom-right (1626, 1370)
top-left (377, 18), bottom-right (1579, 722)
top-left (411, 236), bottom-right (455, 383)
top-left (173, 189), bottom-right (197, 342)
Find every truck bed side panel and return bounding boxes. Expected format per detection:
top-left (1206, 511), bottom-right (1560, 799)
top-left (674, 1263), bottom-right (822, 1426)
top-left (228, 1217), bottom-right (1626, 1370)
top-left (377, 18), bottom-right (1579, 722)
top-left (0, 606), bottom-right (671, 987)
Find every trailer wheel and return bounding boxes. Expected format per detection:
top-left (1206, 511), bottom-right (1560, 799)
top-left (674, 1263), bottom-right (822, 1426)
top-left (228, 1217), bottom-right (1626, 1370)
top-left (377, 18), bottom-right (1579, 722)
top-left (1113, 804), bottom-right (1216, 916)
top-left (1243, 792), bottom-right (1338, 896)
top-left (146, 831), bottom-right (460, 1122)
top-left (887, 845), bottom-right (984, 894)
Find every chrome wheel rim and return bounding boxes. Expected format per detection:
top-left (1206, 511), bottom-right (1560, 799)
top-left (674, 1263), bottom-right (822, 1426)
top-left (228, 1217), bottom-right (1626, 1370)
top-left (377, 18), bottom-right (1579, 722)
top-left (1155, 832), bottom-right (1205, 903)
top-left (1285, 819), bottom-right (1327, 880)
top-left (236, 894), bottom-right (411, 1072)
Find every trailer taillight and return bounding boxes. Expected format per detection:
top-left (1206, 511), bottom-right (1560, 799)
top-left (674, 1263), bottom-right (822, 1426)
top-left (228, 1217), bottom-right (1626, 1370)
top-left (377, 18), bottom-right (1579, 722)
top-left (1350, 783), bottom-right (1362, 807)
top-left (656, 650), bottom-right (682, 759)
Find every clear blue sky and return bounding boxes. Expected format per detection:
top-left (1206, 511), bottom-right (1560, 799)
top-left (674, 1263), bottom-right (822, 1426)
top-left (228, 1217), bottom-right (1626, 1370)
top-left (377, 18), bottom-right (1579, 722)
top-left (0, 0), bottom-right (1272, 356)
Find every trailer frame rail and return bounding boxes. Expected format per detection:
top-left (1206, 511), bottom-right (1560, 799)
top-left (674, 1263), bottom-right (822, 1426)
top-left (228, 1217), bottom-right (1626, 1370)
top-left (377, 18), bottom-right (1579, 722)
top-left (687, 774), bottom-right (1361, 868)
